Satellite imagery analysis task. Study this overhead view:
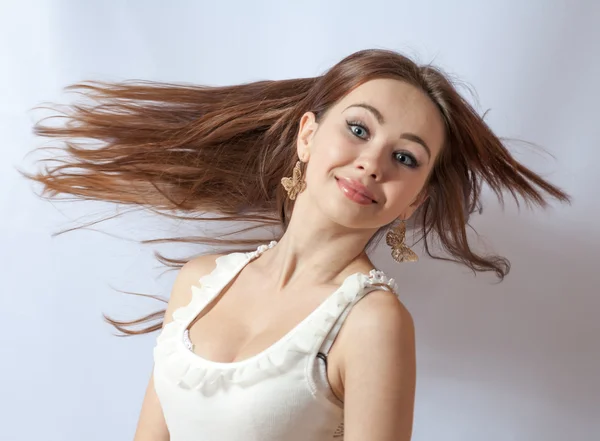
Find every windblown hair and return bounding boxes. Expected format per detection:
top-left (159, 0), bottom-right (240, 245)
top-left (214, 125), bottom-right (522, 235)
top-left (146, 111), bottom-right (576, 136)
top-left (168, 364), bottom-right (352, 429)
top-left (22, 49), bottom-right (569, 335)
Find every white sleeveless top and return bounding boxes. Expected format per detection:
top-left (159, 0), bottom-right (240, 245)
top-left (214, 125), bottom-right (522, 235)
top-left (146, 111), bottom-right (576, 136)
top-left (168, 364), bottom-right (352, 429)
top-left (152, 241), bottom-right (399, 441)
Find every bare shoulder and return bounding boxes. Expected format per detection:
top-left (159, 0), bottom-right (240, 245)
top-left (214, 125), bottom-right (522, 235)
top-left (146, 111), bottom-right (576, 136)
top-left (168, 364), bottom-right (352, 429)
top-left (339, 288), bottom-right (415, 361)
top-left (163, 253), bottom-right (225, 326)
top-left (338, 289), bottom-right (417, 440)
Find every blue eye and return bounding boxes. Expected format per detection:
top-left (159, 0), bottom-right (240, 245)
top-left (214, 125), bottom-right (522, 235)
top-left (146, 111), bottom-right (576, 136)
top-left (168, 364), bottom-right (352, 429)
top-left (346, 120), bottom-right (369, 139)
top-left (394, 152), bottom-right (419, 168)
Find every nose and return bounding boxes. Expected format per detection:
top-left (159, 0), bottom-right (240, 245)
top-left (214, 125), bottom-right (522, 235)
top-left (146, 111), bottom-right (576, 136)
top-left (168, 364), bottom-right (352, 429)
top-left (355, 149), bottom-right (384, 181)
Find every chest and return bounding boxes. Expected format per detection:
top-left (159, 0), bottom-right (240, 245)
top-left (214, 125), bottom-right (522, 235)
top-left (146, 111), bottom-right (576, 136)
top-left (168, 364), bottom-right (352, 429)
top-left (185, 273), bottom-right (347, 397)
top-left (187, 275), bottom-right (328, 362)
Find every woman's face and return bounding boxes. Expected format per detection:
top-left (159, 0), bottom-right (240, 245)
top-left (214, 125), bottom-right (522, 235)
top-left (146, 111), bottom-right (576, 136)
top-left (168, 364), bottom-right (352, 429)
top-left (296, 78), bottom-right (445, 231)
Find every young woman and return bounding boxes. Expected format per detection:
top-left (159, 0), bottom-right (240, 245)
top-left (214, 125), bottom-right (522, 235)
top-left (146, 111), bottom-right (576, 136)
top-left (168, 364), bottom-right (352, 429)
top-left (26, 49), bottom-right (569, 441)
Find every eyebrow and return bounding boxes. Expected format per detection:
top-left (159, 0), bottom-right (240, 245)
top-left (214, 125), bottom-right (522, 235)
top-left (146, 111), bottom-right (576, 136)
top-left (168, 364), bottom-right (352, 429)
top-left (344, 103), bottom-right (432, 159)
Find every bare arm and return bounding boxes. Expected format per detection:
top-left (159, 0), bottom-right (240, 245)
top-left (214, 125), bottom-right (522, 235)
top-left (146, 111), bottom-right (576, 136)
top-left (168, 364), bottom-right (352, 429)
top-left (133, 254), bottom-right (222, 441)
top-left (341, 290), bottom-right (417, 441)
top-left (133, 370), bottom-right (169, 441)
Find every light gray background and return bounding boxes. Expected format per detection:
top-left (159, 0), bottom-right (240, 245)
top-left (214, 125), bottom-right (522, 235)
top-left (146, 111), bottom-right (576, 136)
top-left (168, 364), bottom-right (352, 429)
top-left (1, 1), bottom-right (598, 440)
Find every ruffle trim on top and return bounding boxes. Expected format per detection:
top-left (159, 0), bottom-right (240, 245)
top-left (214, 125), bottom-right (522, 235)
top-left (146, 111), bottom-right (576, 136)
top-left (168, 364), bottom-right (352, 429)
top-left (366, 269), bottom-right (398, 294)
top-left (153, 241), bottom-right (399, 395)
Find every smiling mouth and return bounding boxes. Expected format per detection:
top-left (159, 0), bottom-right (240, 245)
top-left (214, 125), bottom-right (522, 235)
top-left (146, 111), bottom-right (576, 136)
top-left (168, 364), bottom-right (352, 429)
top-left (335, 177), bottom-right (378, 204)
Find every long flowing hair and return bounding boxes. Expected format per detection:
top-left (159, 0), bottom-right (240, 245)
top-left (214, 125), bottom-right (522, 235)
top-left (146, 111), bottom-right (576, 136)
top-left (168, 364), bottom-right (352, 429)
top-left (21, 49), bottom-right (569, 335)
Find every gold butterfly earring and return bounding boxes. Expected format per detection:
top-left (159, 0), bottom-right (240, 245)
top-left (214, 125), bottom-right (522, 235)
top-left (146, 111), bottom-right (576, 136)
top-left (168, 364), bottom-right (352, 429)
top-left (385, 219), bottom-right (418, 263)
top-left (281, 160), bottom-right (306, 200)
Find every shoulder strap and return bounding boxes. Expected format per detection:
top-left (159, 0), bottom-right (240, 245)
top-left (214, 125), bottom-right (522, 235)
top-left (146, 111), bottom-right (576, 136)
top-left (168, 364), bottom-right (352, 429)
top-left (318, 282), bottom-right (395, 356)
top-left (175, 242), bottom-right (277, 327)
top-left (196, 241), bottom-right (277, 291)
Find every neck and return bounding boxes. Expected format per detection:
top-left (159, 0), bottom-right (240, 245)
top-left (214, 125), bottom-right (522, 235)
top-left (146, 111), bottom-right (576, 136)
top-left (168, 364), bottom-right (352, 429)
top-left (258, 203), bottom-right (377, 291)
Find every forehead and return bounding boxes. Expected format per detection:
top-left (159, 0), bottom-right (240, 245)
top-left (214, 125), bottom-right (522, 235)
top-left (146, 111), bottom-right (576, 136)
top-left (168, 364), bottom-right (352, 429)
top-left (332, 78), bottom-right (445, 152)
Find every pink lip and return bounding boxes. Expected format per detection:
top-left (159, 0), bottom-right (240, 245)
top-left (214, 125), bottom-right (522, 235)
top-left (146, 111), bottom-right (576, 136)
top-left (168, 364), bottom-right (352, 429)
top-left (335, 177), bottom-right (377, 204)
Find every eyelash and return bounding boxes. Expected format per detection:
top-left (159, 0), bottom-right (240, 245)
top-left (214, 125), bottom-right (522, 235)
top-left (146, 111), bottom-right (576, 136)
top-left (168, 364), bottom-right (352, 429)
top-left (345, 120), bottom-right (420, 169)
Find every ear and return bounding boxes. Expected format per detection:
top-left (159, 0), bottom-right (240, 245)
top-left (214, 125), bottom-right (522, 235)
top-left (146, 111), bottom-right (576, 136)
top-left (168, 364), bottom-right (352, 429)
top-left (399, 190), bottom-right (429, 220)
top-left (296, 112), bottom-right (318, 162)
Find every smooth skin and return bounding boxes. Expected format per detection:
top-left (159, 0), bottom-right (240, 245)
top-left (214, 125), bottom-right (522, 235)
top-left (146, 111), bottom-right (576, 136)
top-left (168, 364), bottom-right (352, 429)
top-left (134, 78), bottom-right (445, 440)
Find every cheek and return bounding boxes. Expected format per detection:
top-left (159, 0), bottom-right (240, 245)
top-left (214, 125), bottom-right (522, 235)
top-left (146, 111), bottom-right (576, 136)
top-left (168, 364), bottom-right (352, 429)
top-left (328, 142), bottom-right (352, 163)
top-left (310, 132), bottom-right (353, 172)
top-left (327, 130), bottom-right (357, 162)
top-left (386, 177), bottom-right (427, 208)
